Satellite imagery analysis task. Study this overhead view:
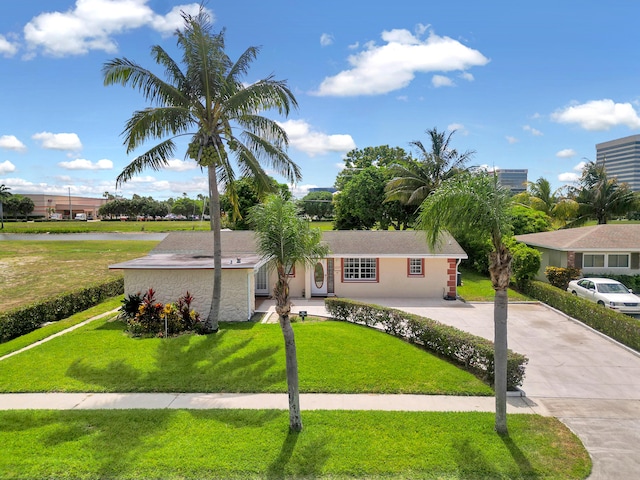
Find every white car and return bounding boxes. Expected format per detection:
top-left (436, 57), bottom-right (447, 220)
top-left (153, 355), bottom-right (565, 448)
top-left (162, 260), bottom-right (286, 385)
top-left (567, 278), bottom-right (640, 315)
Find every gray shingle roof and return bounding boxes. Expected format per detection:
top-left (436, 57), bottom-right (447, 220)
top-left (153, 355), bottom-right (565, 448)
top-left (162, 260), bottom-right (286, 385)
top-left (515, 224), bottom-right (640, 251)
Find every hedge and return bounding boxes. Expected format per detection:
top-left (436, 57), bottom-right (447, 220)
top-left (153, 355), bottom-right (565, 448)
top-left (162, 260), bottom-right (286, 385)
top-left (324, 298), bottom-right (528, 390)
top-left (522, 280), bottom-right (640, 352)
top-left (0, 277), bottom-right (124, 343)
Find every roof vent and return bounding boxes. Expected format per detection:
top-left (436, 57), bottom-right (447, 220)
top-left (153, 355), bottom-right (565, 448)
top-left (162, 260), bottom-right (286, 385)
top-left (236, 257), bottom-right (241, 263)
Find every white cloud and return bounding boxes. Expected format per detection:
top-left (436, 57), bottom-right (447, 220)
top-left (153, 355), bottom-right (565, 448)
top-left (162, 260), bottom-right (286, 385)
top-left (0, 135), bottom-right (27, 152)
top-left (551, 99), bottom-right (640, 131)
top-left (32, 132), bottom-right (82, 151)
top-left (278, 119), bottom-right (356, 156)
top-left (0, 34), bottom-right (18, 57)
top-left (432, 75), bottom-right (454, 88)
top-left (58, 158), bottom-right (113, 170)
top-left (396, 95), bottom-right (409, 102)
top-left (166, 158), bottom-right (198, 171)
top-left (314, 27), bottom-right (489, 96)
top-left (289, 184), bottom-right (317, 198)
top-left (150, 3), bottom-right (203, 36)
top-left (348, 41), bottom-right (360, 50)
top-left (320, 33), bottom-right (334, 47)
top-left (0, 160), bottom-right (16, 174)
top-left (447, 123), bottom-right (467, 135)
top-left (506, 136), bottom-right (519, 144)
top-left (558, 161), bottom-right (586, 183)
top-left (22, 1), bottom-right (207, 57)
top-left (459, 72), bottom-right (474, 82)
top-left (556, 148), bottom-right (576, 158)
top-left (523, 125), bottom-right (543, 136)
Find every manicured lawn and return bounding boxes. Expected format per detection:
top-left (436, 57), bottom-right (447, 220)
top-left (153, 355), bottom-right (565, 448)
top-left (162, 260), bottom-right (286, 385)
top-left (0, 409), bottom-right (590, 479)
top-left (0, 219), bottom-right (211, 234)
top-left (458, 268), bottom-right (532, 302)
top-left (0, 318), bottom-right (492, 395)
top-left (0, 240), bottom-right (158, 312)
top-left (0, 297), bottom-right (123, 358)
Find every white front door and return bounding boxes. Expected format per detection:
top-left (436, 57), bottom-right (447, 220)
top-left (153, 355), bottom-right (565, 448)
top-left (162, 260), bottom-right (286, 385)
top-left (310, 259), bottom-right (328, 296)
top-left (255, 264), bottom-right (269, 296)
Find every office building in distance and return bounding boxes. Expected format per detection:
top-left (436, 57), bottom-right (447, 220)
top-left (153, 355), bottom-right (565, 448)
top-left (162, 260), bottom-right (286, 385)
top-left (494, 169), bottom-right (528, 193)
top-left (596, 134), bottom-right (640, 192)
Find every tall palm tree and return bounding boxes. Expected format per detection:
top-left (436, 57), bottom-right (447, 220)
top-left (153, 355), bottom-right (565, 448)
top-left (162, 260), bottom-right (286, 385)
top-left (0, 184), bottom-right (11, 229)
top-left (516, 177), bottom-right (577, 228)
top-left (249, 195), bottom-right (329, 431)
top-left (417, 171), bottom-right (513, 434)
top-left (386, 127), bottom-right (474, 206)
top-left (103, 8), bottom-right (301, 331)
top-left (572, 161), bottom-right (635, 225)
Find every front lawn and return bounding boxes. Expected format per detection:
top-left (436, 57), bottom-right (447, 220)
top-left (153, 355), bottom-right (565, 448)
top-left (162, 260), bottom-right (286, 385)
top-left (458, 268), bottom-right (532, 302)
top-left (0, 409), bottom-right (590, 479)
top-left (0, 318), bottom-right (492, 395)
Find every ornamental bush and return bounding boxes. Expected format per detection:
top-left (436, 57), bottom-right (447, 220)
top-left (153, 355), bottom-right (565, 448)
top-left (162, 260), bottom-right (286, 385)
top-left (522, 280), bottom-right (640, 352)
top-left (0, 277), bottom-right (124, 343)
top-left (545, 266), bottom-right (582, 290)
top-left (324, 298), bottom-right (528, 389)
top-left (118, 288), bottom-right (203, 337)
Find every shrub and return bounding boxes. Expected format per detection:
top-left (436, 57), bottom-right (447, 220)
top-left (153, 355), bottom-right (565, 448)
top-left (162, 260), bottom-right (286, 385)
top-left (325, 298), bottom-right (528, 389)
top-left (0, 277), bottom-right (124, 343)
top-left (522, 280), bottom-right (640, 352)
top-left (119, 289), bottom-right (202, 337)
top-left (510, 242), bottom-right (541, 289)
top-left (545, 266), bottom-right (582, 290)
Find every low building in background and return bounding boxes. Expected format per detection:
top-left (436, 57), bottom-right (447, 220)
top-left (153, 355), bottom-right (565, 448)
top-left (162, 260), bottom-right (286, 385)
top-left (21, 193), bottom-right (107, 219)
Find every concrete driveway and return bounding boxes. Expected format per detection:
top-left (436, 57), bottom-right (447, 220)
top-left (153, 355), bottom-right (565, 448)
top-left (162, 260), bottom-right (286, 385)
top-left (381, 299), bottom-right (640, 479)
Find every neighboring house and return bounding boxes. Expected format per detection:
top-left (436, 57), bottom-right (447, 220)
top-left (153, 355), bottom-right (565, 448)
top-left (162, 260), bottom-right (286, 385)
top-left (515, 224), bottom-right (640, 281)
top-left (110, 230), bottom-right (467, 322)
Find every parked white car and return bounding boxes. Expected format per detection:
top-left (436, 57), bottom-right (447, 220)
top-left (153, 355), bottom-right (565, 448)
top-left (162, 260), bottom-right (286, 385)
top-left (567, 278), bottom-right (640, 315)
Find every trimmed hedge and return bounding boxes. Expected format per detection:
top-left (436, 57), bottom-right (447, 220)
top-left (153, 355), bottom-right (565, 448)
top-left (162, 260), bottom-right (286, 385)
top-left (324, 298), bottom-right (528, 390)
top-left (522, 280), bottom-right (640, 352)
top-left (0, 277), bottom-right (124, 343)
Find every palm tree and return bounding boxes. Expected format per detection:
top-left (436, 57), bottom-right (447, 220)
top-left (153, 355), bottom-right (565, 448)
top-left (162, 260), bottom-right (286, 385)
top-left (0, 184), bottom-right (11, 229)
top-left (386, 127), bottom-right (474, 206)
top-left (249, 195), bottom-right (329, 431)
top-left (515, 177), bottom-right (577, 228)
top-left (416, 171), bottom-right (513, 434)
top-left (571, 161), bottom-right (635, 225)
top-left (103, 8), bottom-right (301, 331)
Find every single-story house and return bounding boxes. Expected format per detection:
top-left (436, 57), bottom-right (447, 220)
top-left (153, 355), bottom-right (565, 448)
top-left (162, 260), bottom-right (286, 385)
top-left (515, 224), bottom-right (640, 281)
top-left (109, 230), bottom-right (467, 321)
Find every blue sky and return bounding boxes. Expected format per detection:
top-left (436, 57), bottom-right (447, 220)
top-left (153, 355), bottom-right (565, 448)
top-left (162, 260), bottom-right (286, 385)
top-left (1, 0), bottom-right (640, 200)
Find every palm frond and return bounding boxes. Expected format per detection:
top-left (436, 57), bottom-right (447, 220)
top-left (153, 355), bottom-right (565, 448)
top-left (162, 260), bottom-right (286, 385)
top-left (122, 107), bottom-right (193, 153)
top-left (116, 139), bottom-right (177, 187)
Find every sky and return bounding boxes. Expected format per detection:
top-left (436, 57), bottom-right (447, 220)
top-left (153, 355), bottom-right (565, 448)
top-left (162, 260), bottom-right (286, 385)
top-left (1, 0), bottom-right (640, 200)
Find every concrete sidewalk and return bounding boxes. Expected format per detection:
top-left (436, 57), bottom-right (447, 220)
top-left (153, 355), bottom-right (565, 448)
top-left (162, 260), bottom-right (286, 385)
top-left (0, 392), bottom-right (544, 414)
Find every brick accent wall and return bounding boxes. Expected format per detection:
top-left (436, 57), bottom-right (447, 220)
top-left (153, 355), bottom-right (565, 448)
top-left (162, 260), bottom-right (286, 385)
top-left (447, 258), bottom-right (458, 298)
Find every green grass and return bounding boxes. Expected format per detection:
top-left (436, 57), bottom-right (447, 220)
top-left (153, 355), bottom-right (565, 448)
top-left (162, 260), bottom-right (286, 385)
top-left (0, 219), bottom-right (211, 234)
top-left (0, 297), bottom-right (123, 358)
top-left (0, 318), bottom-right (492, 395)
top-left (0, 409), bottom-right (590, 479)
top-left (458, 268), bottom-right (532, 302)
top-left (0, 240), bottom-right (157, 312)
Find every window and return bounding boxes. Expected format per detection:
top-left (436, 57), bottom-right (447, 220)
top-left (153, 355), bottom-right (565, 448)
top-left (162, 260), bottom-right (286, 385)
top-left (286, 264), bottom-right (295, 277)
top-left (407, 258), bottom-right (424, 276)
top-left (583, 254), bottom-right (604, 268)
top-left (343, 258), bottom-right (378, 281)
top-left (608, 254), bottom-right (629, 268)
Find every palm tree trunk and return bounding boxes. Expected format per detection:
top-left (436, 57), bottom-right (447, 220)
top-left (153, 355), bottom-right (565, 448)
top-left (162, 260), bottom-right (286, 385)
top-left (489, 245), bottom-right (511, 435)
top-left (275, 273), bottom-right (302, 432)
top-left (207, 165), bottom-right (221, 332)
top-left (493, 288), bottom-right (508, 435)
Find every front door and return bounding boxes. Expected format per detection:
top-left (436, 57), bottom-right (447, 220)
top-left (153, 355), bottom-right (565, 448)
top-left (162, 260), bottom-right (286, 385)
top-left (255, 264), bottom-right (269, 296)
top-left (310, 260), bottom-right (328, 296)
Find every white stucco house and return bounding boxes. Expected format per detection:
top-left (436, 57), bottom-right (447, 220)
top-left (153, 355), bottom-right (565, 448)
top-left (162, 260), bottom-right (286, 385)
top-left (109, 230), bottom-right (467, 321)
top-left (515, 224), bottom-right (640, 281)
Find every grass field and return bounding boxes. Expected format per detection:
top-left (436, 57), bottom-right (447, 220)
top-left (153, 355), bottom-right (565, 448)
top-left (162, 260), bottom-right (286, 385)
top-left (0, 219), bottom-right (211, 234)
top-left (458, 268), bottom-right (532, 302)
top-left (0, 240), bottom-right (158, 312)
top-left (0, 318), bottom-right (492, 395)
top-left (0, 409), bottom-right (590, 479)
